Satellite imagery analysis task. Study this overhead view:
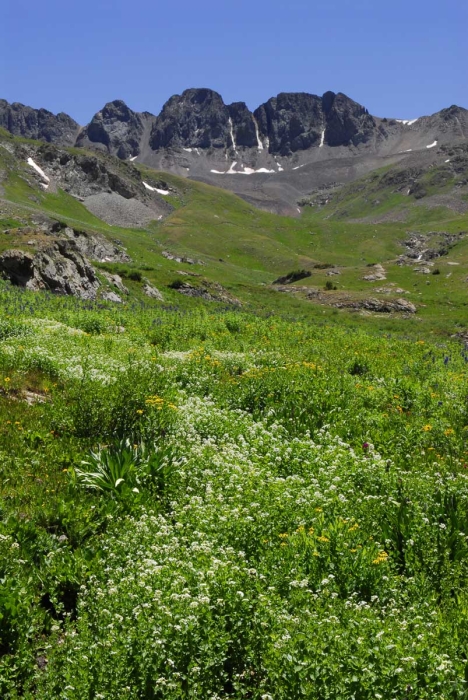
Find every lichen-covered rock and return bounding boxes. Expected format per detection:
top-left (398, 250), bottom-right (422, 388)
top-left (101, 290), bottom-right (123, 303)
top-left (143, 283), bottom-right (163, 300)
top-left (0, 243), bottom-right (100, 299)
top-left (102, 271), bottom-right (129, 295)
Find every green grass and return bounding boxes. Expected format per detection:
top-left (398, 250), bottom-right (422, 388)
top-left (2, 131), bottom-right (468, 697)
top-left (1, 294), bottom-right (468, 697)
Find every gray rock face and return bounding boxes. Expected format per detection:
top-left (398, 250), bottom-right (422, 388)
top-left (227, 102), bottom-right (258, 149)
top-left (37, 143), bottom-right (140, 199)
top-left (254, 93), bottom-right (324, 154)
top-left (143, 283), bottom-right (163, 300)
top-left (0, 243), bottom-right (100, 299)
top-left (76, 100), bottom-right (152, 159)
top-left (57, 224), bottom-right (131, 263)
top-left (102, 271), bottom-right (129, 295)
top-left (333, 297), bottom-right (417, 313)
top-left (0, 100), bottom-right (79, 146)
top-left (253, 91), bottom-right (375, 155)
top-left (322, 91), bottom-right (375, 147)
top-left (101, 290), bottom-right (123, 303)
top-left (150, 88), bottom-right (230, 150)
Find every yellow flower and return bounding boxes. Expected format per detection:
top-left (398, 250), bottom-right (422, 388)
top-left (136, 409), bottom-right (144, 415)
top-left (4, 377), bottom-right (11, 383)
top-left (444, 428), bottom-right (454, 436)
top-left (317, 535), bottom-right (330, 543)
top-left (372, 551), bottom-right (389, 565)
top-left (422, 425), bottom-right (432, 432)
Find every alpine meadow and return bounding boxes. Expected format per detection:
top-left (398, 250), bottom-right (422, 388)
top-left (1, 51), bottom-right (468, 699)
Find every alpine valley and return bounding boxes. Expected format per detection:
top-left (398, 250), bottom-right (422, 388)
top-left (2, 86), bottom-right (468, 699)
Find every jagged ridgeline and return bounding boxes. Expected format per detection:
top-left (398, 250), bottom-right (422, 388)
top-left (1, 90), bottom-right (467, 214)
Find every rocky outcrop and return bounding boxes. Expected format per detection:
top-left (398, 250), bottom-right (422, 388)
top-left (52, 223), bottom-right (131, 263)
top-left (0, 100), bottom-right (79, 146)
top-left (169, 279), bottom-right (241, 305)
top-left (102, 272), bottom-right (129, 295)
top-left (332, 297), bottom-right (416, 313)
top-left (227, 102), bottom-right (258, 149)
top-left (322, 91), bottom-right (376, 147)
top-left (253, 91), bottom-right (376, 155)
top-left (273, 270), bottom-right (312, 284)
top-left (143, 283), bottom-right (163, 300)
top-left (149, 88), bottom-right (230, 150)
top-left (362, 264), bottom-right (386, 281)
top-left (0, 243), bottom-right (100, 299)
top-left (254, 93), bottom-right (324, 154)
top-left (37, 143), bottom-right (141, 199)
top-left (76, 100), bottom-right (153, 159)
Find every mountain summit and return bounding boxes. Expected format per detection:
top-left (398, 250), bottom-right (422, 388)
top-left (1, 89), bottom-right (467, 214)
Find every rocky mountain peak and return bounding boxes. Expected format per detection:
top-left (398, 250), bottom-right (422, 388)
top-left (149, 88), bottom-right (231, 150)
top-left (75, 99), bottom-right (151, 159)
top-left (0, 99), bottom-right (79, 146)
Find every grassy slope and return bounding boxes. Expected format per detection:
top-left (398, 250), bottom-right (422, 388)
top-left (1, 132), bottom-right (467, 335)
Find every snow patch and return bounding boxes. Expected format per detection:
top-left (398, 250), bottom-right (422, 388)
top-left (27, 157), bottom-right (49, 183)
top-left (183, 148), bottom-right (193, 153)
top-left (210, 165), bottom-right (276, 175)
top-left (426, 140), bottom-right (438, 149)
top-left (275, 158), bottom-right (284, 172)
top-left (143, 181), bottom-right (170, 195)
top-left (252, 115), bottom-right (264, 150)
top-left (319, 129), bottom-right (325, 148)
top-left (129, 155), bottom-right (138, 161)
top-left (293, 164), bottom-right (305, 170)
top-left (396, 119), bottom-right (419, 126)
top-left (228, 118), bottom-right (238, 153)
top-left (445, 159), bottom-right (450, 163)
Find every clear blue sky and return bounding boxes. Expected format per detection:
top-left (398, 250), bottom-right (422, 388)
top-left (2, 0), bottom-right (466, 125)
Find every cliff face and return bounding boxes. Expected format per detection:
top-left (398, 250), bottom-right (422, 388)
top-left (75, 99), bottom-right (153, 159)
top-left (0, 100), bottom-right (80, 146)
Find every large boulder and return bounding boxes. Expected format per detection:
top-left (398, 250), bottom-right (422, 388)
top-left (0, 243), bottom-right (100, 299)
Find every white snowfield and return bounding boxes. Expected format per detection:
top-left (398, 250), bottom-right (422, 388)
top-left (129, 155), bottom-right (138, 161)
top-left (27, 157), bottom-right (50, 188)
top-left (143, 181), bottom-right (170, 195)
top-left (396, 119), bottom-right (419, 126)
top-left (293, 164), bottom-right (305, 170)
top-left (426, 140), bottom-right (438, 149)
top-left (319, 129), bottom-right (325, 147)
top-left (252, 115), bottom-right (264, 150)
top-left (210, 162), bottom-right (276, 175)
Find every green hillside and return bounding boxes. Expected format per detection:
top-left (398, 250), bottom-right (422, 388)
top-left (1, 131), bottom-right (468, 336)
top-left (1, 131), bottom-right (468, 698)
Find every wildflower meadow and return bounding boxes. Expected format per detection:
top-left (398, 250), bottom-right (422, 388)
top-left (1, 283), bottom-right (468, 698)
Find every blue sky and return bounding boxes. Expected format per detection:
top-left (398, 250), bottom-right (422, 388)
top-left (2, 0), bottom-right (466, 124)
